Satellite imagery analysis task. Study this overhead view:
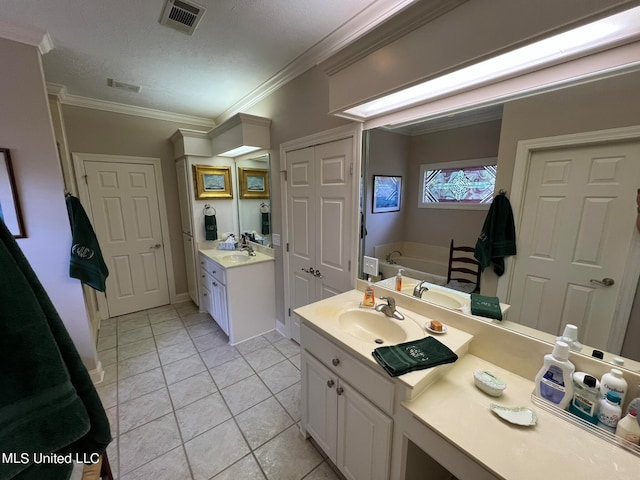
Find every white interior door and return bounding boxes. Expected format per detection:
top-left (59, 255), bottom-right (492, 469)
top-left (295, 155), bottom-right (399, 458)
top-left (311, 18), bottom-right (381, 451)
top-left (84, 160), bottom-right (170, 316)
top-left (287, 137), bottom-right (354, 342)
top-left (509, 141), bottom-right (640, 348)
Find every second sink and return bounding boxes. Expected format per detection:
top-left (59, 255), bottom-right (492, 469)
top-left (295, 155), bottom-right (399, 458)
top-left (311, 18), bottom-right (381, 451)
top-left (222, 253), bottom-right (252, 263)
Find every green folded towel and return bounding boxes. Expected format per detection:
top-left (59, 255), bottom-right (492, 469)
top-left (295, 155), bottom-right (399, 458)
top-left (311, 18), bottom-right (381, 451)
top-left (471, 293), bottom-right (503, 320)
top-left (372, 336), bottom-right (458, 377)
top-left (66, 195), bottom-right (109, 292)
top-left (0, 219), bottom-right (111, 480)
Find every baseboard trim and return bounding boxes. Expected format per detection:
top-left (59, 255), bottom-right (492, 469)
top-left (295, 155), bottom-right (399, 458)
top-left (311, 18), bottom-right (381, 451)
top-left (89, 361), bottom-right (105, 384)
top-left (173, 292), bottom-right (191, 304)
top-left (275, 320), bottom-right (288, 339)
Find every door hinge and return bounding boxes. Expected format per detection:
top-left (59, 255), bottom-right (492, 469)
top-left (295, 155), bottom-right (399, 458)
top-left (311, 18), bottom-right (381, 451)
top-left (83, 174), bottom-right (88, 184)
top-left (288, 308), bottom-right (291, 316)
top-left (348, 260), bottom-right (351, 272)
top-left (283, 170), bottom-right (288, 182)
top-left (286, 243), bottom-right (289, 252)
top-left (350, 163), bottom-right (353, 176)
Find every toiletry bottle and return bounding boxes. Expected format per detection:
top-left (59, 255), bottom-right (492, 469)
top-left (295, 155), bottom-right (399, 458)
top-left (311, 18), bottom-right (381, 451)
top-left (534, 340), bottom-right (575, 409)
top-left (615, 409), bottom-right (640, 445)
top-left (568, 373), bottom-right (600, 424)
top-left (363, 277), bottom-right (375, 307)
top-left (395, 269), bottom-right (403, 292)
top-left (597, 391), bottom-right (622, 433)
top-left (600, 368), bottom-right (628, 405)
top-left (626, 395), bottom-right (640, 419)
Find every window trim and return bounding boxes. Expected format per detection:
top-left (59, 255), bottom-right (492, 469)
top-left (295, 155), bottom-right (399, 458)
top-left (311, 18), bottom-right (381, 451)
top-left (418, 157), bottom-right (497, 210)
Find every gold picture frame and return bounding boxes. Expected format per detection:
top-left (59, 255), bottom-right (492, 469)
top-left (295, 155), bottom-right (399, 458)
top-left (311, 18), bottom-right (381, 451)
top-left (193, 165), bottom-right (233, 199)
top-left (238, 167), bottom-right (269, 199)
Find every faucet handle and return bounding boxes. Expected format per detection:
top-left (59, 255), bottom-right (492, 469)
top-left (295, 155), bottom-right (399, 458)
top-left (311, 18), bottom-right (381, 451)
top-left (379, 296), bottom-right (396, 308)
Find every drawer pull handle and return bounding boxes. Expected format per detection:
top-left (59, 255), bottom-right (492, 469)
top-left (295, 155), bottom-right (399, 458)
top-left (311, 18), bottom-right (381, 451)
top-left (332, 358), bottom-right (340, 366)
top-left (201, 274), bottom-right (205, 278)
top-left (200, 261), bottom-right (204, 265)
top-left (212, 270), bottom-right (217, 274)
top-left (327, 379), bottom-right (335, 388)
top-left (336, 387), bottom-right (344, 395)
top-left (213, 282), bottom-right (218, 287)
top-left (203, 293), bottom-right (208, 297)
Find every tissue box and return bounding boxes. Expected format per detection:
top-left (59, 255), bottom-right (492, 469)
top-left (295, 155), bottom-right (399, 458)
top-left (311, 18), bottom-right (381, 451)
top-left (217, 242), bottom-right (237, 250)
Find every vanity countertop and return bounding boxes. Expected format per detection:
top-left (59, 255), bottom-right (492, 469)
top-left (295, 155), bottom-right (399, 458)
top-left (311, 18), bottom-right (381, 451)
top-left (199, 247), bottom-right (274, 269)
top-left (403, 353), bottom-right (639, 480)
top-left (295, 289), bottom-right (474, 396)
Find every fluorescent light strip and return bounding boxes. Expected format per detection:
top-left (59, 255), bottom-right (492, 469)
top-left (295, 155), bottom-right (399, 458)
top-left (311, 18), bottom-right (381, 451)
top-left (217, 145), bottom-right (262, 157)
top-left (344, 6), bottom-right (640, 119)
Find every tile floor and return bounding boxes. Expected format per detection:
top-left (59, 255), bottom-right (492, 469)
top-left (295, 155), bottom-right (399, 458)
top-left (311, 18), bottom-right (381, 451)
top-left (94, 302), bottom-right (341, 480)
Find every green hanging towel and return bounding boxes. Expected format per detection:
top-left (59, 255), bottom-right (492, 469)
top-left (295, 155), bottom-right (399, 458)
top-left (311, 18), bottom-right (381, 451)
top-left (372, 336), bottom-right (458, 377)
top-left (205, 213), bottom-right (217, 241)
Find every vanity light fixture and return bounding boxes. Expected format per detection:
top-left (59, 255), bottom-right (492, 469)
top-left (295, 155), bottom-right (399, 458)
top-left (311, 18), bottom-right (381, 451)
top-left (209, 113), bottom-right (271, 158)
top-left (342, 6), bottom-right (640, 120)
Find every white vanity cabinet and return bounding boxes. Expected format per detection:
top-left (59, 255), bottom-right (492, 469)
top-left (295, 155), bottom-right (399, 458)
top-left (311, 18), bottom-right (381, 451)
top-left (301, 323), bottom-right (393, 480)
top-left (199, 254), bottom-right (229, 335)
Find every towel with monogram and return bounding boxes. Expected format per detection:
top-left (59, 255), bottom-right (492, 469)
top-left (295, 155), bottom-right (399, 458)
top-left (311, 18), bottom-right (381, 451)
top-left (372, 336), bottom-right (458, 377)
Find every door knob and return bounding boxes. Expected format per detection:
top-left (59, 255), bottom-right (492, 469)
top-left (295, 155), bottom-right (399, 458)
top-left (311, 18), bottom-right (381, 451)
top-left (150, 243), bottom-right (162, 249)
top-left (590, 278), bottom-right (615, 287)
top-left (327, 379), bottom-right (335, 388)
top-left (301, 268), bottom-right (313, 274)
top-left (336, 387), bottom-right (344, 396)
top-left (313, 269), bottom-right (323, 278)
top-left (332, 358), bottom-right (340, 366)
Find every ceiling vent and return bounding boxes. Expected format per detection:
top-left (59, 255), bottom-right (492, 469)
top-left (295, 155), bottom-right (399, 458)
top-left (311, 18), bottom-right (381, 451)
top-left (159, 0), bottom-right (206, 35)
top-left (107, 78), bottom-right (141, 93)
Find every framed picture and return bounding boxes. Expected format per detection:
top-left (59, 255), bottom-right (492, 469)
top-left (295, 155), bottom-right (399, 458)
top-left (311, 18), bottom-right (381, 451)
top-left (0, 148), bottom-right (26, 238)
top-left (373, 175), bottom-right (402, 213)
top-left (193, 165), bottom-right (233, 199)
top-left (238, 167), bottom-right (269, 199)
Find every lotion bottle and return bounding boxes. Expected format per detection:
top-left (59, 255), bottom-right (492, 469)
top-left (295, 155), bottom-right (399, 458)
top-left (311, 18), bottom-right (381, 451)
top-left (395, 269), bottom-right (403, 292)
top-left (363, 277), bottom-right (375, 307)
top-left (597, 391), bottom-right (622, 433)
top-left (615, 409), bottom-right (640, 445)
top-left (600, 368), bottom-right (628, 405)
top-left (534, 340), bottom-right (575, 409)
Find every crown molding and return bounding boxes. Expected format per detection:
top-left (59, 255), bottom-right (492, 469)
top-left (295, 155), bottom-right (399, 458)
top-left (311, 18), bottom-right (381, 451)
top-left (389, 104), bottom-right (503, 136)
top-left (214, 0), bottom-right (420, 124)
top-left (47, 83), bottom-right (215, 128)
top-left (0, 19), bottom-right (54, 54)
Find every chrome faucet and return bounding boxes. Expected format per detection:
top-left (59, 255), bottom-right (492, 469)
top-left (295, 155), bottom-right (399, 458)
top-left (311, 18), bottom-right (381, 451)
top-left (375, 296), bottom-right (405, 320)
top-left (385, 250), bottom-right (402, 264)
top-left (240, 244), bottom-right (256, 256)
top-left (413, 281), bottom-right (430, 298)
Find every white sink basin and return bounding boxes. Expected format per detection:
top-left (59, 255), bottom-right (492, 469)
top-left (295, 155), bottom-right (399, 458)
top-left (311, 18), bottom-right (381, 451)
top-left (420, 290), bottom-right (464, 310)
top-left (222, 253), bottom-right (252, 263)
top-left (337, 308), bottom-right (407, 344)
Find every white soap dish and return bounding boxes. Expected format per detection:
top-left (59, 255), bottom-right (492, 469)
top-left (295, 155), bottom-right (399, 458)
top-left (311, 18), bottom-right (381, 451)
top-left (473, 370), bottom-right (506, 397)
top-left (490, 404), bottom-right (537, 426)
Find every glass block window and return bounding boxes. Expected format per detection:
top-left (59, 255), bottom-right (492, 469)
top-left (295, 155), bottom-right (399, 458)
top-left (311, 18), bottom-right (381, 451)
top-left (418, 158), bottom-right (497, 209)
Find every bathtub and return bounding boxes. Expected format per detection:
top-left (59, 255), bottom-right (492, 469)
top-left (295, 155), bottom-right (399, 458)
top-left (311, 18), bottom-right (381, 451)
top-left (377, 256), bottom-right (447, 285)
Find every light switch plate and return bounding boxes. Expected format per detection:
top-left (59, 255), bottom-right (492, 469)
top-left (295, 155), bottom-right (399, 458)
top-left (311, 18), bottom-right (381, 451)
top-left (272, 234), bottom-right (281, 246)
top-left (363, 255), bottom-right (379, 276)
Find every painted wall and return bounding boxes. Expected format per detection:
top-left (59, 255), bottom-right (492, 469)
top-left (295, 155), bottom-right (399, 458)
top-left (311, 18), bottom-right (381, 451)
top-left (61, 105), bottom-right (210, 300)
top-left (364, 129), bottom-right (409, 257)
top-left (404, 120), bottom-right (501, 248)
top-left (0, 38), bottom-right (97, 368)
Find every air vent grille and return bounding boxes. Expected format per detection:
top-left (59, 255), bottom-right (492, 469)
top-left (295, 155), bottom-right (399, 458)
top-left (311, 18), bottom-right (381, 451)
top-left (160, 0), bottom-right (206, 35)
top-left (107, 78), bottom-right (141, 93)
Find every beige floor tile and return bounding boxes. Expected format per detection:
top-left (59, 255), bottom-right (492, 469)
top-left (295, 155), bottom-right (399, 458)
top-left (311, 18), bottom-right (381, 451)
top-left (118, 325), bottom-right (153, 346)
top-left (272, 338), bottom-right (300, 358)
top-left (243, 345), bottom-right (286, 372)
top-left (289, 354), bottom-right (301, 370)
top-left (105, 406), bottom-right (118, 438)
top-left (168, 371), bottom-right (217, 410)
top-left (118, 367), bottom-right (165, 403)
top-left (209, 357), bottom-right (253, 389)
top-left (146, 304), bottom-right (176, 314)
top-left (157, 339), bottom-right (198, 365)
top-left (118, 337), bottom-right (157, 362)
top-left (99, 347), bottom-right (117, 367)
top-left (118, 316), bottom-right (150, 333)
top-left (235, 397), bottom-right (294, 449)
top-left (175, 301), bottom-right (199, 316)
top-left (151, 318), bottom-right (185, 335)
top-left (162, 353), bottom-right (206, 385)
top-left (304, 461), bottom-right (342, 480)
top-left (175, 392), bottom-right (231, 441)
top-left (102, 362), bottom-right (117, 385)
top-left (118, 414), bottom-right (182, 476)
top-left (120, 447), bottom-right (191, 480)
top-left (275, 382), bottom-right (301, 422)
top-left (254, 425), bottom-right (323, 480)
top-left (185, 419), bottom-right (250, 480)
top-left (181, 312), bottom-right (212, 327)
top-left (118, 351), bottom-right (161, 380)
top-left (115, 311), bottom-right (148, 323)
top-left (96, 382), bottom-right (117, 409)
top-left (119, 388), bottom-right (173, 434)
top-left (235, 336), bottom-right (270, 355)
top-left (99, 322), bottom-right (117, 337)
top-left (148, 309), bottom-right (180, 324)
top-left (155, 328), bottom-right (192, 348)
top-left (212, 454), bottom-right (266, 479)
top-left (258, 359), bottom-right (300, 394)
top-left (200, 344), bottom-right (241, 368)
top-left (186, 320), bottom-right (221, 339)
top-left (97, 334), bottom-right (117, 352)
top-left (263, 330), bottom-right (285, 344)
top-left (220, 375), bottom-right (272, 415)
top-left (192, 331), bottom-right (228, 353)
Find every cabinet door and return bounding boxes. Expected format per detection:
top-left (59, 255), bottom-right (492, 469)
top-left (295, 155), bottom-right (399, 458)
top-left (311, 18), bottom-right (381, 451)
top-left (302, 353), bottom-right (338, 462)
top-left (211, 280), bottom-right (229, 335)
top-left (200, 281), bottom-right (212, 316)
top-left (337, 380), bottom-right (393, 480)
top-left (175, 159), bottom-right (193, 235)
top-left (183, 233), bottom-right (198, 304)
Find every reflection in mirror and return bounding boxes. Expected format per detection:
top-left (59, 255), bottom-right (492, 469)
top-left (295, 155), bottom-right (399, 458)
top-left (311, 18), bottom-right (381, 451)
top-left (359, 69), bottom-right (640, 369)
top-left (235, 154), bottom-right (271, 247)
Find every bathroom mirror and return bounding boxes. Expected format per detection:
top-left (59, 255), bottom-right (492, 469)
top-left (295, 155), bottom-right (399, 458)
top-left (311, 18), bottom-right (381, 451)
top-left (235, 154), bottom-right (272, 247)
top-left (359, 68), bottom-right (640, 368)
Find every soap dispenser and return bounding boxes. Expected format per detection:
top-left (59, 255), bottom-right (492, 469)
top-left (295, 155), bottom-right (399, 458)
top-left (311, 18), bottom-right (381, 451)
top-left (534, 340), bottom-right (575, 409)
top-left (363, 277), bottom-right (375, 307)
top-left (395, 269), bottom-right (403, 292)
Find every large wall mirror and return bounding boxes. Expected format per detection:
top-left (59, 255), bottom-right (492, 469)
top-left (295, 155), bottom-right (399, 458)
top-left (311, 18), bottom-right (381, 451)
top-left (235, 154), bottom-right (272, 247)
top-left (359, 68), bottom-right (640, 370)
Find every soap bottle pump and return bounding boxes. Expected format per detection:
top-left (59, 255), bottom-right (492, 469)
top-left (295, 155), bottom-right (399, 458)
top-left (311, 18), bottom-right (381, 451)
top-left (395, 269), bottom-right (403, 292)
top-left (534, 340), bottom-right (575, 409)
top-left (363, 277), bottom-right (375, 307)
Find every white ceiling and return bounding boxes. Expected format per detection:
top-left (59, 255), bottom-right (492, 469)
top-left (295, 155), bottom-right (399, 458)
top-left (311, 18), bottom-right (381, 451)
top-left (0, 0), bottom-right (417, 123)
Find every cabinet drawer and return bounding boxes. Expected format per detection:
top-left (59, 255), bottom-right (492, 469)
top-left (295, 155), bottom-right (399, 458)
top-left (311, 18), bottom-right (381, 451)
top-left (199, 255), bottom-right (226, 284)
top-left (302, 323), bottom-right (394, 414)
